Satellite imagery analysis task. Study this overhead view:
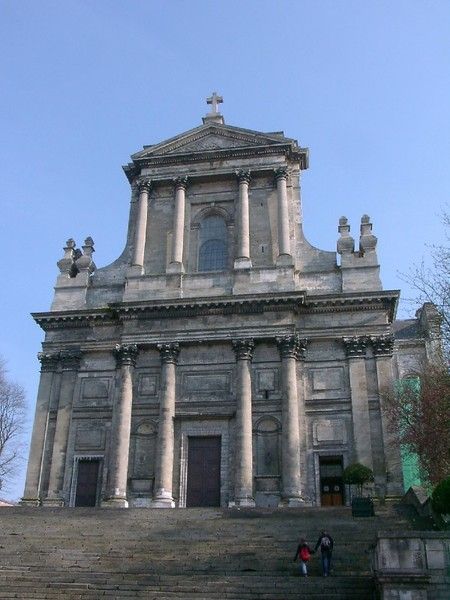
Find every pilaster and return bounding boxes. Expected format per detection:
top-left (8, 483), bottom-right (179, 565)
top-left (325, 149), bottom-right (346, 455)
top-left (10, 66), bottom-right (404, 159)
top-left (343, 336), bottom-right (373, 470)
top-left (371, 335), bottom-right (404, 498)
top-left (43, 350), bottom-right (82, 507)
top-left (21, 352), bottom-right (60, 506)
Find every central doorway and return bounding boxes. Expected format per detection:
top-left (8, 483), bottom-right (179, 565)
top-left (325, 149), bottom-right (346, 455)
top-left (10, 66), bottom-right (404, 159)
top-left (319, 456), bottom-right (344, 506)
top-left (74, 459), bottom-right (100, 507)
top-left (186, 436), bottom-right (221, 507)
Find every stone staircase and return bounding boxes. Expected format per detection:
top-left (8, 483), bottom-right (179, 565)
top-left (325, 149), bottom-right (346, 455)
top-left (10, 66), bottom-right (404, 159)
top-left (0, 505), bottom-right (415, 599)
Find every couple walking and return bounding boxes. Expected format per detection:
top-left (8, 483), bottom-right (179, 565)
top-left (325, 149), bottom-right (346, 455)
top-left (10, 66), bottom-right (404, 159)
top-left (293, 530), bottom-right (334, 577)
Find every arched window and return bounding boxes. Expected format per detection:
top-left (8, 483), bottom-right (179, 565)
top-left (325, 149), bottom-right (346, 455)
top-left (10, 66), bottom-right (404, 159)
top-left (198, 215), bottom-right (228, 272)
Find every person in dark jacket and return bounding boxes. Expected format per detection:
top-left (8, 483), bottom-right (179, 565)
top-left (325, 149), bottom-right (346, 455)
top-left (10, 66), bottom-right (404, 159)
top-left (293, 537), bottom-right (313, 576)
top-left (314, 530), bottom-right (334, 576)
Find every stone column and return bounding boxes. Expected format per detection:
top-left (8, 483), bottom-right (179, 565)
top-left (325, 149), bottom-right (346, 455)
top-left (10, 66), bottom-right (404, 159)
top-left (153, 343), bottom-right (179, 507)
top-left (232, 339), bottom-right (255, 506)
top-left (43, 350), bottom-right (82, 506)
top-left (22, 352), bottom-right (60, 505)
top-left (277, 334), bottom-right (306, 505)
top-left (371, 335), bottom-right (404, 497)
top-left (275, 167), bottom-right (292, 263)
top-left (234, 170), bottom-right (252, 269)
top-left (132, 178), bottom-right (151, 269)
top-left (343, 337), bottom-right (373, 470)
top-left (103, 344), bottom-right (138, 508)
top-left (168, 177), bottom-right (188, 273)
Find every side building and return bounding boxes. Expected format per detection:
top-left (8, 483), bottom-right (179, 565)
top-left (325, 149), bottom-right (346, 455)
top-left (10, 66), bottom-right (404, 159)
top-left (22, 98), bottom-right (437, 508)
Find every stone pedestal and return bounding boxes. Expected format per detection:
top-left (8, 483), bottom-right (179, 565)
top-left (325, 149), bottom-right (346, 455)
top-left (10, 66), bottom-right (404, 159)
top-left (232, 339), bottom-right (255, 507)
top-left (102, 345), bottom-right (138, 508)
top-left (153, 343), bottom-right (179, 508)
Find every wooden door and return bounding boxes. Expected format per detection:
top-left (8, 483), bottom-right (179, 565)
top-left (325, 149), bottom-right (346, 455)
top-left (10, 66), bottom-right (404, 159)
top-left (319, 457), bottom-right (344, 506)
top-left (186, 437), bottom-right (221, 507)
top-left (75, 460), bottom-right (100, 507)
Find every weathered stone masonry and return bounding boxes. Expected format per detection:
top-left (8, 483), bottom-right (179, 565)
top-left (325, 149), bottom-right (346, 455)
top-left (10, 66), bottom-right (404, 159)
top-left (23, 98), bottom-right (438, 508)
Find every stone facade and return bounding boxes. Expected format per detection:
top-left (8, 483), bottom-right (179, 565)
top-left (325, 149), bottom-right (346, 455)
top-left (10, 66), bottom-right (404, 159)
top-left (22, 98), bottom-right (439, 508)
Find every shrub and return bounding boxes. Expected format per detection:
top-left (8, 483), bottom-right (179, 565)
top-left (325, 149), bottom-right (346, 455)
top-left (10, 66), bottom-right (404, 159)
top-left (431, 477), bottom-right (450, 515)
top-left (343, 463), bottom-right (374, 496)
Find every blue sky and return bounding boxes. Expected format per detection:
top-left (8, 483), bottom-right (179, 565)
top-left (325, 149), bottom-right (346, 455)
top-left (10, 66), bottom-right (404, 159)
top-left (1, 1), bottom-right (449, 500)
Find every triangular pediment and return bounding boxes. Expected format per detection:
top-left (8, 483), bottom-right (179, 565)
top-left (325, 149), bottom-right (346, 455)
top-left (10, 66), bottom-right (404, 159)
top-left (131, 124), bottom-right (295, 161)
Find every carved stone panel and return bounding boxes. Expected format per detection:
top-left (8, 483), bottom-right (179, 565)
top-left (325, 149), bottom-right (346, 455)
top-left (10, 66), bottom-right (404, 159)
top-left (310, 368), bottom-right (343, 392)
top-left (75, 422), bottom-right (106, 450)
top-left (131, 421), bottom-right (157, 480)
top-left (181, 370), bottom-right (230, 398)
top-left (255, 417), bottom-right (281, 477)
top-left (255, 368), bottom-right (280, 397)
top-left (77, 377), bottom-right (111, 407)
top-left (313, 419), bottom-right (347, 446)
top-left (137, 373), bottom-right (159, 398)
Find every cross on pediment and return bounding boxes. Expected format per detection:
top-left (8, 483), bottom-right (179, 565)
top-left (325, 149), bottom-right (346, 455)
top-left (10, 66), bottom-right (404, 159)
top-left (206, 92), bottom-right (223, 114)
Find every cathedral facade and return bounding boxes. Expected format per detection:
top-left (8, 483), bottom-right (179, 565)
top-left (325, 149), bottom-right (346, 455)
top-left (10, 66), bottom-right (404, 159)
top-left (22, 98), bottom-right (438, 508)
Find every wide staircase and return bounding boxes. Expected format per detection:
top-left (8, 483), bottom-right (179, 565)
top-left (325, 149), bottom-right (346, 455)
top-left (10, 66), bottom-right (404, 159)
top-left (0, 504), bottom-right (417, 599)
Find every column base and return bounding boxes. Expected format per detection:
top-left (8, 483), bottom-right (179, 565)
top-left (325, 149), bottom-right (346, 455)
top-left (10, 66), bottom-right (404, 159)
top-left (42, 497), bottom-right (65, 508)
top-left (101, 497), bottom-right (129, 508)
top-left (234, 257), bottom-right (252, 270)
top-left (127, 265), bottom-right (144, 277)
top-left (20, 497), bottom-right (41, 507)
top-left (166, 261), bottom-right (184, 274)
top-left (234, 496), bottom-right (255, 507)
top-left (153, 488), bottom-right (175, 508)
top-left (279, 496), bottom-right (305, 507)
top-left (276, 253), bottom-right (293, 267)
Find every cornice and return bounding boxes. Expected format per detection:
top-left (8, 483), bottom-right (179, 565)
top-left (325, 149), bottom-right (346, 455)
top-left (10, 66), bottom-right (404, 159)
top-left (303, 290), bottom-right (399, 322)
top-left (32, 290), bottom-right (399, 331)
top-left (124, 145), bottom-right (308, 182)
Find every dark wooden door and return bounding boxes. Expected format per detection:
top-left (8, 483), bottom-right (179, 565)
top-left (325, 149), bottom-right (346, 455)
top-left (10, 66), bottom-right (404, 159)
top-left (75, 460), bottom-right (100, 507)
top-left (186, 437), bottom-right (221, 507)
top-left (319, 457), bottom-right (344, 506)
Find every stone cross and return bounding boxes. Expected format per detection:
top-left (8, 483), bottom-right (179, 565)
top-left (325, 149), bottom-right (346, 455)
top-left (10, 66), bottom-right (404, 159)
top-left (206, 92), bottom-right (223, 114)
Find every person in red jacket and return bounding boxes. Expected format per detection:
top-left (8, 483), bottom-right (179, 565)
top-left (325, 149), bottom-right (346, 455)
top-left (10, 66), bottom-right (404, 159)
top-left (314, 530), bottom-right (334, 576)
top-left (293, 537), bottom-right (313, 576)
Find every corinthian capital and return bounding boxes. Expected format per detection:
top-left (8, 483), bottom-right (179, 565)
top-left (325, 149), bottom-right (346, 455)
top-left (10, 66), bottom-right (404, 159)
top-left (232, 339), bottom-right (255, 361)
top-left (114, 344), bottom-right (138, 368)
top-left (343, 336), bottom-right (367, 358)
top-left (277, 334), bottom-right (307, 360)
top-left (370, 335), bottom-right (394, 357)
top-left (274, 166), bottom-right (289, 181)
top-left (59, 349), bottom-right (83, 371)
top-left (174, 176), bottom-right (188, 190)
top-left (138, 178), bottom-right (152, 194)
top-left (157, 343), bottom-right (180, 364)
top-left (38, 352), bottom-right (60, 372)
top-left (236, 169), bottom-right (251, 184)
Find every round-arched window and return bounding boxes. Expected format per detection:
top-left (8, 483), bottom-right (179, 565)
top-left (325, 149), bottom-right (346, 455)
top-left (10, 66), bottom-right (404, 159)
top-left (198, 215), bottom-right (228, 272)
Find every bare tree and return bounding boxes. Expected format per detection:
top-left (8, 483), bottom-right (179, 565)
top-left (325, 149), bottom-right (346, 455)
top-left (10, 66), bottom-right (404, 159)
top-left (384, 365), bottom-right (450, 486)
top-left (0, 358), bottom-right (26, 493)
top-left (400, 209), bottom-right (449, 359)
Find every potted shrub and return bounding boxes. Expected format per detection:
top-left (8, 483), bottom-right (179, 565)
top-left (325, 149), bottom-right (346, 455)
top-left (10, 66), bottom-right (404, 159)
top-left (343, 463), bottom-right (375, 517)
